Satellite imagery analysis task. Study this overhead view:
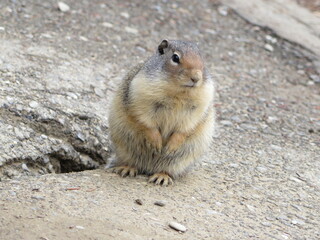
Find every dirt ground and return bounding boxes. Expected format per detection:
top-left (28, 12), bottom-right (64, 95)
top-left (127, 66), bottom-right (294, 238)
top-left (0, 0), bottom-right (319, 239)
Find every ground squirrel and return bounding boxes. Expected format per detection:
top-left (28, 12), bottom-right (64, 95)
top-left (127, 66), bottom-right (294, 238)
top-left (108, 39), bottom-right (215, 186)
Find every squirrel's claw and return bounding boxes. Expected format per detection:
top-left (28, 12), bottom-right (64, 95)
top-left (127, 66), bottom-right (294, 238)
top-left (113, 166), bottom-right (137, 177)
top-left (148, 173), bottom-right (173, 186)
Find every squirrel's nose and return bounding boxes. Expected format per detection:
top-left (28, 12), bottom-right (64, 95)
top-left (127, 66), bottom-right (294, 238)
top-left (190, 70), bottom-right (203, 83)
top-left (191, 77), bottom-right (199, 83)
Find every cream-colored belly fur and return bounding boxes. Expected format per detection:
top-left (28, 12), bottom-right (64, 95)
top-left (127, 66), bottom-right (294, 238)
top-left (109, 73), bottom-right (215, 178)
top-left (130, 73), bottom-right (213, 139)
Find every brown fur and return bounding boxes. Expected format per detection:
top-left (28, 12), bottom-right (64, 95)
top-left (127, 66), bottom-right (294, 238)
top-left (108, 40), bottom-right (215, 186)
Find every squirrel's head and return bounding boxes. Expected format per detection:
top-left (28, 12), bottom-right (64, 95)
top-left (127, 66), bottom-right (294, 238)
top-left (157, 39), bottom-right (205, 88)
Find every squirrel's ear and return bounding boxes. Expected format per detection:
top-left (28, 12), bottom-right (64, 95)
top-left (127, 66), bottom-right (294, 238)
top-left (158, 39), bottom-right (168, 55)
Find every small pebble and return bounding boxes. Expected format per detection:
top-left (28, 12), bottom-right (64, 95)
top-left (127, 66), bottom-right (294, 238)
top-left (79, 36), bottom-right (88, 42)
top-left (261, 221), bottom-right (272, 227)
top-left (205, 29), bottom-right (217, 35)
top-left (58, 2), bottom-right (70, 12)
top-left (309, 74), bottom-right (320, 83)
top-left (29, 101), bottom-right (39, 108)
top-left (217, 5), bottom-right (229, 16)
top-left (169, 221), bottom-right (187, 232)
top-left (31, 195), bottom-right (45, 200)
top-left (94, 88), bottom-right (104, 97)
top-left (266, 116), bottom-right (278, 124)
top-left (264, 44), bottom-right (274, 52)
top-left (154, 200), bottom-right (166, 207)
top-left (246, 204), bottom-right (255, 212)
top-left (21, 163), bottom-right (30, 172)
top-left (265, 35), bottom-right (277, 44)
top-left (135, 199), bottom-right (143, 205)
top-left (220, 120), bottom-right (233, 126)
top-left (291, 219), bottom-right (305, 225)
top-left (102, 22), bottom-right (113, 28)
top-left (256, 166), bottom-right (268, 173)
top-left (120, 12), bottom-right (130, 19)
top-left (14, 128), bottom-right (25, 140)
top-left (270, 145), bottom-right (282, 151)
top-left (76, 132), bottom-right (86, 142)
top-left (125, 27), bottom-right (138, 34)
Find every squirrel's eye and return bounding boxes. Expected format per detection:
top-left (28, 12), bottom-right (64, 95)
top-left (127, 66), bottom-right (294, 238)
top-left (172, 54), bottom-right (180, 64)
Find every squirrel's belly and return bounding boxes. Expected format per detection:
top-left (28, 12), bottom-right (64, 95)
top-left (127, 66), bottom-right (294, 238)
top-left (152, 105), bottom-right (201, 137)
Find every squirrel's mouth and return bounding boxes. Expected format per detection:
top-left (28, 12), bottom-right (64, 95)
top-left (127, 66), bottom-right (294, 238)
top-left (183, 82), bottom-right (198, 88)
top-left (182, 77), bottom-right (201, 88)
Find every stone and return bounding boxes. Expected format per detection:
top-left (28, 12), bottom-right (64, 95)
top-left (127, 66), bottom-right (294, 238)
top-left (309, 74), bottom-right (320, 84)
top-left (31, 195), bottom-right (45, 200)
top-left (102, 22), bottom-right (113, 28)
top-left (29, 101), bottom-right (39, 108)
top-left (125, 27), bottom-right (138, 34)
top-left (265, 35), bottom-right (277, 44)
top-left (169, 221), bottom-right (187, 232)
top-left (218, 5), bottom-right (229, 16)
top-left (21, 163), bottom-right (30, 172)
top-left (58, 2), bottom-right (70, 12)
top-left (264, 44), bottom-right (274, 52)
top-left (220, 120), bottom-right (233, 126)
top-left (291, 219), bottom-right (305, 225)
top-left (120, 12), bottom-right (130, 19)
top-left (154, 200), bottom-right (166, 207)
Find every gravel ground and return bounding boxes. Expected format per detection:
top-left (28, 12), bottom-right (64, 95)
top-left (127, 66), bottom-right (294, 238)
top-left (0, 0), bottom-right (319, 239)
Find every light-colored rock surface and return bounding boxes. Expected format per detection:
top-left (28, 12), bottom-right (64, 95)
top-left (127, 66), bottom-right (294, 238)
top-left (222, 0), bottom-right (320, 62)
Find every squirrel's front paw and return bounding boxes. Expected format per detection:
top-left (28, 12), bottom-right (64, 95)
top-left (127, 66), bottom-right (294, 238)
top-left (148, 172), bottom-right (173, 186)
top-left (165, 132), bottom-right (186, 154)
top-left (145, 128), bottom-right (162, 151)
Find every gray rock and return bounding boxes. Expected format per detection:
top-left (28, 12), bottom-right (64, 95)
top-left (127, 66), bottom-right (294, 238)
top-left (309, 74), bottom-right (320, 84)
top-left (220, 120), bottom-right (233, 126)
top-left (76, 132), bottom-right (86, 142)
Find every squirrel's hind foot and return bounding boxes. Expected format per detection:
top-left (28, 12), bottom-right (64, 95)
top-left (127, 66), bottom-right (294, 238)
top-left (148, 172), bottom-right (173, 186)
top-left (113, 166), bottom-right (137, 177)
